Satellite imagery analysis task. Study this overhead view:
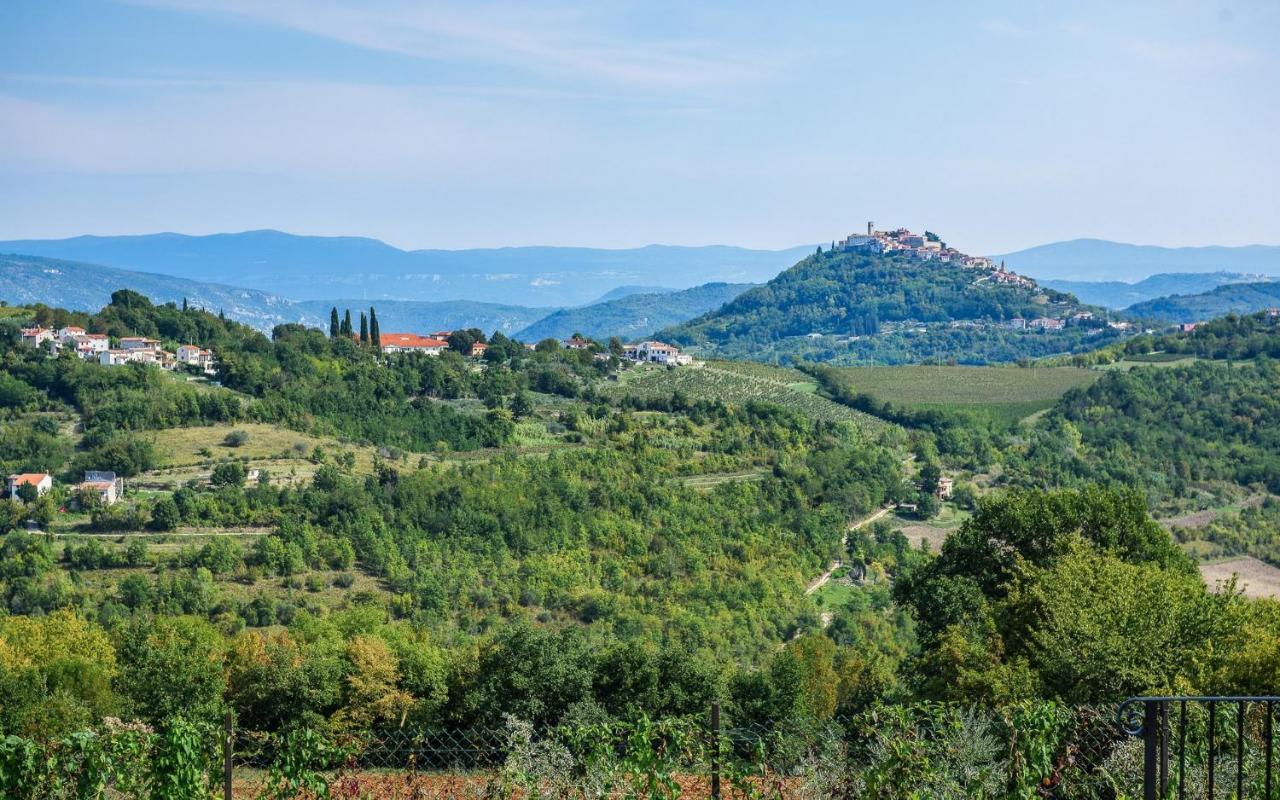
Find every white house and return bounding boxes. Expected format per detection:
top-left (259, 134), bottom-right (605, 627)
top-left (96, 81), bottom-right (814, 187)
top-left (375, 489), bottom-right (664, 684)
top-left (176, 344), bottom-right (203, 363)
top-left (20, 327), bottom-right (54, 348)
top-left (57, 326), bottom-right (86, 343)
top-left (99, 349), bottom-right (135, 366)
top-left (78, 471), bottom-right (122, 505)
top-left (7, 473), bottom-right (53, 499)
top-left (73, 334), bottom-right (109, 356)
top-left (119, 336), bottom-right (161, 351)
top-left (624, 340), bottom-right (693, 366)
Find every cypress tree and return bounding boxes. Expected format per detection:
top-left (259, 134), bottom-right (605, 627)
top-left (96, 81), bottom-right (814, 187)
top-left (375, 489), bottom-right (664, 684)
top-left (359, 312), bottom-right (369, 344)
top-left (369, 307), bottom-right (381, 349)
top-left (330, 307), bottom-right (340, 338)
top-left (341, 310), bottom-right (352, 337)
top-left (182, 297), bottom-right (188, 312)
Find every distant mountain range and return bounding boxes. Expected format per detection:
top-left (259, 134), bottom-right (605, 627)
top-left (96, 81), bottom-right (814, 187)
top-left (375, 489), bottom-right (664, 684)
top-left (997, 239), bottom-right (1280, 282)
top-left (1041, 272), bottom-right (1275, 309)
top-left (590, 285), bottom-right (677, 303)
top-left (515, 282), bottom-right (754, 343)
top-left (0, 230), bottom-right (812, 307)
top-left (0, 252), bottom-right (742, 340)
top-left (1124, 282), bottom-right (1280, 324)
top-left (0, 253), bottom-right (321, 330)
top-left (296, 298), bottom-right (551, 336)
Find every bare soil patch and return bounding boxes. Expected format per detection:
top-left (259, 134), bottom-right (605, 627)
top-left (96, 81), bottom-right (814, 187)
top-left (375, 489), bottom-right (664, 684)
top-left (900, 524), bottom-right (949, 551)
top-left (1200, 557), bottom-right (1280, 600)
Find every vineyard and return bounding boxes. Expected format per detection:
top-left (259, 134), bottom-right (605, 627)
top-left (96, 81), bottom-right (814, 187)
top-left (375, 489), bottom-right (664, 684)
top-left (605, 362), bottom-right (888, 432)
top-left (817, 365), bottom-right (1100, 426)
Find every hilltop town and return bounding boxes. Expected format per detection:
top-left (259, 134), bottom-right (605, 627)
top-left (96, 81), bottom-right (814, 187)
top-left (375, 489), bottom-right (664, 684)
top-left (835, 222), bottom-right (1032, 288)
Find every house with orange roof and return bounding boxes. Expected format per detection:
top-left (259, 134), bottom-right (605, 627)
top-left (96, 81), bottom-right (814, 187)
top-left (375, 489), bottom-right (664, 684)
top-left (380, 333), bottom-right (449, 355)
top-left (7, 473), bottom-right (53, 499)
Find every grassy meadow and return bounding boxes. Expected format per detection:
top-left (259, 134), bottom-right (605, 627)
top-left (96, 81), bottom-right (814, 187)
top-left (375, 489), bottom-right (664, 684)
top-left (604, 361), bottom-right (889, 432)
top-left (821, 365), bottom-right (1100, 426)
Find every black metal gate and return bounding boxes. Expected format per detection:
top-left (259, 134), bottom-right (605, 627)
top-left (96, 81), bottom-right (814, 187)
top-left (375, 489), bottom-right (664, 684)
top-left (1120, 696), bottom-right (1280, 799)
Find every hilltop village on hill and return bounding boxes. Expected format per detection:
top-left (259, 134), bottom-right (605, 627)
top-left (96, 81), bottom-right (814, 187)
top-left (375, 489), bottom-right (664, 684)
top-left (831, 222), bottom-right (1105, 333)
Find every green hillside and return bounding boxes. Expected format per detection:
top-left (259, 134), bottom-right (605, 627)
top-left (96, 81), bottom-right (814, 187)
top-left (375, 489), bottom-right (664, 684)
top-left (516, 281), bottom-right (754, 342)
top-left (1125, 281), bottom-right (1280, 323)
top-left (660, 247), bottom-right (1116, 364)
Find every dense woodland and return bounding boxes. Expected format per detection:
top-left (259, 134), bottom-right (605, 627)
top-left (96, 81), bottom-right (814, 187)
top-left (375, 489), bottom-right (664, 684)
top-left (2, 294), bottom-right (1280, 758)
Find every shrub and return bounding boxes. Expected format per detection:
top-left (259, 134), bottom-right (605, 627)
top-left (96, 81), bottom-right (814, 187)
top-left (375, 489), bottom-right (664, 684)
top-left (223, 430), bottom-right (249, 448)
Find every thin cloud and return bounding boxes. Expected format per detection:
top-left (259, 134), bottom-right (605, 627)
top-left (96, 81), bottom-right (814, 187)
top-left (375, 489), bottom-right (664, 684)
top-left (120, 0), bottom-right (765, 90)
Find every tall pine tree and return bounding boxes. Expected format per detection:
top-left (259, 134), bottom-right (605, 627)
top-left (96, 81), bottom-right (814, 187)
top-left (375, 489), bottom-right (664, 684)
top-left (341, 309), bottom-right (352, 337)
top-left (330, 307), bottom-right (340, 338)
top-left (369, 307), bottom-right (381, 350)
top-left (359, 312), bottom-right (369, 344)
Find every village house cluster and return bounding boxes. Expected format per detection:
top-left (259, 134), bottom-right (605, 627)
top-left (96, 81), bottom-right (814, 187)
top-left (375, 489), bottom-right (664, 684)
top-left (836, 222), bottom-right (1034, 288)
top-left (19, 325), bottom-right (216, 374)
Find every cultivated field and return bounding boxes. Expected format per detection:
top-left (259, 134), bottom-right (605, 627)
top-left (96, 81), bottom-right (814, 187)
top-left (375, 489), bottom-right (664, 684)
top-left (605, 362), bottom-right (888, 432)
top-left (1200, 557), bottom-right (1280, 599)
top-left (823, 365), bottom-right (1100, 425)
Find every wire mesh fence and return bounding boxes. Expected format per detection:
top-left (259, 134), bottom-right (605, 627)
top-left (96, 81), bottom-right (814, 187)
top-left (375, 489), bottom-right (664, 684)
top-left (7, 699), bottom-right (1279, 798)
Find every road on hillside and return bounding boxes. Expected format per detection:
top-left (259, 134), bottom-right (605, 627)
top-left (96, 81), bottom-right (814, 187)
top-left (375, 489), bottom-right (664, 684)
top-left (803, 506), bottom-right (891, 597)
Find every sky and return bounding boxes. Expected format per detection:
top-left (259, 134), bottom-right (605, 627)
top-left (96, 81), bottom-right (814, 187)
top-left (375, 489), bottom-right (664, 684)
top-left (1, 0), bottom-right (1277, 254)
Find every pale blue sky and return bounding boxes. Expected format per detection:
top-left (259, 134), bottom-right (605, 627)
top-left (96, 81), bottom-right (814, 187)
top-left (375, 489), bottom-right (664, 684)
top-left (1, 0), bottom-right (1276, 253)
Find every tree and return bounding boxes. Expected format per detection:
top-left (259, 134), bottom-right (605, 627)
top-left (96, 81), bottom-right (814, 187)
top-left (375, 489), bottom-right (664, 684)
top-left (334, 635), bottom-right (414, 730)
top-left (15, 482), bottom-right (38, 504)
top-left (509, 391), bottom-right (534, 419)
top-left (150, 496), bottom-right (180, 531)
top-left (330, 307), bottom-right (340, 338)
top-left (0, 612), bottom-right (119, 736)
top-left (359, 312), bottom-right (369, 344)
top-left (918, 462), bottom-right (942, 494)
top-left (211, 461), bottom-right (246, 489)
top-left (369, 307), bottom-right (381, 350)
top-left (341, 310), bottom-right (353, 338)
top-left (116, 616), bottom-right (226, 724)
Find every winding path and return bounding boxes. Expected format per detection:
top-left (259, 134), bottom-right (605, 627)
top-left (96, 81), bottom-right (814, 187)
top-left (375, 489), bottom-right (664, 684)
top-left (803, 507), bottom-right (891, 597)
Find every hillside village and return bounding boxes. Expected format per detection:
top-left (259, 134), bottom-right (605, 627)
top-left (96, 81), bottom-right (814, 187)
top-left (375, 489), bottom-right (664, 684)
top-left (832, 222), bottom-right (1113, 334)
top-left (21, 324), bottom-right (216, 373)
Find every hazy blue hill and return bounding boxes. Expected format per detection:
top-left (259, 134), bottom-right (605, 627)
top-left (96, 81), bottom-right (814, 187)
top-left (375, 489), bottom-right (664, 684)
top-left (998, 238), bottom-right (1280, 282)
top-left (1042, 272), bottom-right (1274, 309)
top-left (296, 298), bottom-right (552, 336)
top-left (0, 253), bottom-right (319, 331)
top-left (515, 282), bottom-right (754, 342)
top-left (591, 285), bottom-right (676, 303)
top-left (0, 230), bottom-right (812, 307)
top-left (1124, 282), bottom-right (1280, 323)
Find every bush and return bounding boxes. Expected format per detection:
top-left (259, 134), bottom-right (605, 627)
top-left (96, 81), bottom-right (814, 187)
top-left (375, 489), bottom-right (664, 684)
top-left (223, 430), bottom-right (249, 448)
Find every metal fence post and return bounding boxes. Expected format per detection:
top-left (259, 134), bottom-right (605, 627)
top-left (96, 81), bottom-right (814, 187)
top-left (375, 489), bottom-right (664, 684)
top-left (710, 701), bottom-right (721, 800)
top-left (1143, 700), bottom-right (1158, 800)
top-left (223, 711), bottom-right (234, 800)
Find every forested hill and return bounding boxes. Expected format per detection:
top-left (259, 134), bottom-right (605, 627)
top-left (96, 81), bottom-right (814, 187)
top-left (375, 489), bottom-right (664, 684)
top-left (659, 248), bottom-right (1109, 364)
top-left (1124, 281), bottom-right (1280, 323)
top-left (515, 281), bottom-right (754, 342)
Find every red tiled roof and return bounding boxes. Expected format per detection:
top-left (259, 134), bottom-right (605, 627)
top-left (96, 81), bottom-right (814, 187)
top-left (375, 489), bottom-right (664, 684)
top-left (382, 333), bottom-right (449, 349)
top-left (8, 473), bottom-right (51, 486)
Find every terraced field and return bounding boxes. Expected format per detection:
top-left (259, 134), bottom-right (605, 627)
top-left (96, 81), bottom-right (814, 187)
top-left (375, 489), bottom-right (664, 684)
top-left (606, 362), bottom-right (889, 432)
top-left (141, 422), bottom-right (414, 489)
top-left (822, 365), bottom-right (1100, 426)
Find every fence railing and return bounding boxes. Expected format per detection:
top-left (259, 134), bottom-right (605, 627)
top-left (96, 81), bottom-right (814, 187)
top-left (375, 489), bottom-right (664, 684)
top-left (1118, 696), bottom-right (1280, 800)
top-left (10, 698), bottom-right (1279, 798)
